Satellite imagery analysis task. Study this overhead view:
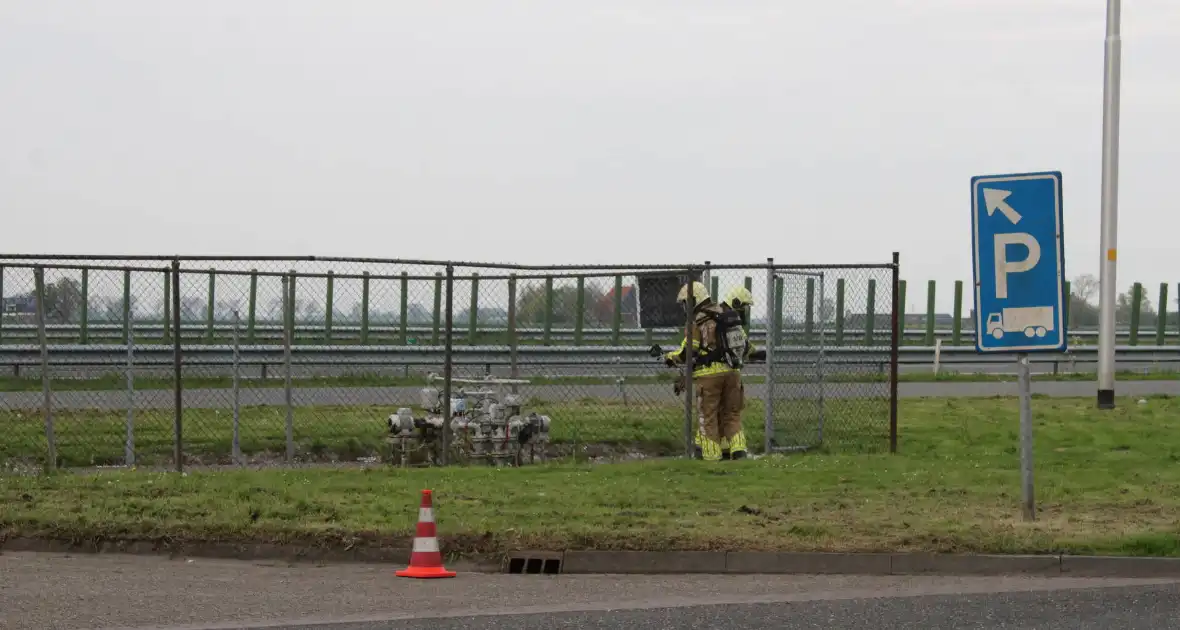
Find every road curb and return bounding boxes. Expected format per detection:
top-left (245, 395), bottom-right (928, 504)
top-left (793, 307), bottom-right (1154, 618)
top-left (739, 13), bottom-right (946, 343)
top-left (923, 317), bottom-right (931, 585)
top-left (724, 552), bottom-right (892, 575)
top-left (4, 538), bottom-right (1179, 578)
top-left (562, 551), bottom-right (727, 574)
top-left (0, 537), bottom-right (503, 573)
top-left (1061, 555), bottom-right (1180, 577)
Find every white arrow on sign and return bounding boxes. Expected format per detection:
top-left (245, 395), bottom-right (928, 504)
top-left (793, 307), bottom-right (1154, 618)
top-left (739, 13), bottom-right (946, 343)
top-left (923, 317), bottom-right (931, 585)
top-left (983, 188), bottom-right (1022, 224)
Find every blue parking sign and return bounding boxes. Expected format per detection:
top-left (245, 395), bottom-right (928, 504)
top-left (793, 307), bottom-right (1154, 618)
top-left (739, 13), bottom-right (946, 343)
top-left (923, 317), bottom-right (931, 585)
top-left (970, 171), bottom-right (1067, 353)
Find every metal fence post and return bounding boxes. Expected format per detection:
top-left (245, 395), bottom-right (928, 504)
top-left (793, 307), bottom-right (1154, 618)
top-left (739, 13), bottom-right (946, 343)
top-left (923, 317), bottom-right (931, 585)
top-left (1158, 282), bottom-right (1169, 346)
top-left (804, 277), bottom-right (815, 345)
top-left (1129, 282), bottom-right (1142, 345)
top-left (612, 274), bottom-right (623, 345)
top-left (897, 279), bottom-right (906, 338)
top-left (206, 268), bottom-right (216, 343)
top-left (468, 272), bottom-right (479, 345)
top-left (442, 264), bottom-right (455, 466)
top-left (325, 270), bottom-right (335, 342)
top-left (683, 269), bottom-right (696, 458)
top-left (924, 280), bottom-right (936, 346)
top-left (507, 274), bottom-right (518, 391)
top-left (430, 272), bottom-right (441, 345)
top-left (125, 320), bottom-right (135, 467)
top-left (33, 266), bottom-right (56, 470)
top-left (952, 280), bottom-right (964, 346)
top-left (764, 258), bottom-right (776, 454)
top-left (247, 269), bottom-right (258, 343)
top-left (161, 269), bottom-right (170, 345)
top-left (834, 278), bottom-right (846, 345)
top-left (399, 271), bottom-right (410, 344)
top-left (80, 268), bottom-right (90, 344)
top-left (817, 272), bottom-right (826, 444)
top-left (232, 309), bottom-right (242, 464)
top-left (773, 277), bottom-right (784, 347)
top-left (890, 252), bottom-right (900, 453)
top-left (282, 272), bottom-right (294, 462)
top-left (543, 277), bottom-right (554, 346)
top-left (123, 268), bottom-right (132, 345)
top-left (1064, 280), bottom-right (1072, 333)
top-left (574, 276), bottom-right (585, 345)
top-left (171, 259), bottom-right (183, 473)
top-left (865, 280), bottom-right (877, 345)
top-left (361, 271), bottom-right (372, 344)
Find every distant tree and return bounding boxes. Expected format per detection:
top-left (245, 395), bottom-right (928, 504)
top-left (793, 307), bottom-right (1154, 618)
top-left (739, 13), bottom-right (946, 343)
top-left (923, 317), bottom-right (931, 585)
top-left (93, 295), bottom-right (138, 322)
top-left (265, 298), bottom-right (284, 321)
top-left (1068, 294), bottom-right (1100, 328)
top-left (1072, 274), bottom-right (1099, 305)
top-left (1117, 288), bottom-right (1156, 327)
top-left (517, 282), bottom-right (606, 326)
top-left (41, 278), bottom-right (83, 324)
top-left (817, 297), bottom-right (836, 323)
top-left (214, 298), bottom-right (243, 320)
top-left (179, 297), bottom-right (205, 322)
top-left (293, 298), bottom-right (321, 323)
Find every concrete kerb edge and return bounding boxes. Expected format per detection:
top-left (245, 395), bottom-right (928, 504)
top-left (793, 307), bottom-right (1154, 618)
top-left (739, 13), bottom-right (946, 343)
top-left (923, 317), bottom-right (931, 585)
top-left (3, 538), bottom-right (1179, 578)
top-left (0, 537), bottom-right (504, 572)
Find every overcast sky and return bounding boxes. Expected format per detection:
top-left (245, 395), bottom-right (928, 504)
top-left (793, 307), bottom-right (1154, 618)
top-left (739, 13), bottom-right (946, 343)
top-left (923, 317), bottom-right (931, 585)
top-left (2, 0), bottom-right (1177, 312)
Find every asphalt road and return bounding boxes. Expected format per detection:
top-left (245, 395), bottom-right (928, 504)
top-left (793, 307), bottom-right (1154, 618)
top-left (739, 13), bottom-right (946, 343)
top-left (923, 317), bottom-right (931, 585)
top-left (2, 552), bottom-right (1178, 630)
top-left (1, 379), bottom-right (1178, 412)
top-left (313, 587), bottom-right (1180, 630)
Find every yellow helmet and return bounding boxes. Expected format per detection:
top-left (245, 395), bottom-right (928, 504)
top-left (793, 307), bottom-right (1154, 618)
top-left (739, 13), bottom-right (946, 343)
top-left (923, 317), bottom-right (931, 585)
top-left (676, 281), bottom-right (710, 309)
top-left (725, 286), bottom-right (754, 309)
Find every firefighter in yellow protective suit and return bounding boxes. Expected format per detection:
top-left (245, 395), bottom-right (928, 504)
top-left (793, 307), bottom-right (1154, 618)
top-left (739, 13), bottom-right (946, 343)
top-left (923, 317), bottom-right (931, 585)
top-left (690, 286), bottom-right (765, 459)
top-left (664, 282), bottom-right (744, 462)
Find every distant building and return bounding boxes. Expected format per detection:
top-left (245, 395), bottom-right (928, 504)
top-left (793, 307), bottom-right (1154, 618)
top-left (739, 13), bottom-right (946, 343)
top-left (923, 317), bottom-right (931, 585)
top-left (2, 294), bottom-right (36, 314)
top-left (596, 285), bottom-right (638, 327)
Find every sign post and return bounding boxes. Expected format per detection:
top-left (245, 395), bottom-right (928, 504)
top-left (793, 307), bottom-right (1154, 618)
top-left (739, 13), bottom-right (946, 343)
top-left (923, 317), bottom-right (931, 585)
top-left (970, 171), bottom-right (1066, 522)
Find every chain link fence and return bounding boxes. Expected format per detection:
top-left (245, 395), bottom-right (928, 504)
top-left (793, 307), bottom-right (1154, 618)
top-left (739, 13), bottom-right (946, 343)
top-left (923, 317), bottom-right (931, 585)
top-left (763, 262), bottom-right (899, 454)
top-left (0, 255), bottom-right (898, 473)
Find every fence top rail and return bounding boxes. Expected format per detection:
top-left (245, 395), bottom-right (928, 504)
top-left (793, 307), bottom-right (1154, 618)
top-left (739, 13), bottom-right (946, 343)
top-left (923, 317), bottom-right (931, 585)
top-left (1, 255), bottom-right (898, 273)
top-left (447, 269), bottom-right (696, 281)
top-left (0, 262), bottom-right (172, 274)
top-left (0, 254), bottom-right (457, 267)
top-left (170, 268), bottom-right (441, 282)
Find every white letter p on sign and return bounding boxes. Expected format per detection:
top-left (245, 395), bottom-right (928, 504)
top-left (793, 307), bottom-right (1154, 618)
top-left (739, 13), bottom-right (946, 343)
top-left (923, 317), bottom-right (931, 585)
top-left (994, 233), bottom-right (1040, 299)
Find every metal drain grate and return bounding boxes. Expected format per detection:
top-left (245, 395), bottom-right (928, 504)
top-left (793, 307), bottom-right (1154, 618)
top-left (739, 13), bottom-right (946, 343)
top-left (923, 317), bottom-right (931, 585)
top-left (507, 555), bottom-right (562, 574)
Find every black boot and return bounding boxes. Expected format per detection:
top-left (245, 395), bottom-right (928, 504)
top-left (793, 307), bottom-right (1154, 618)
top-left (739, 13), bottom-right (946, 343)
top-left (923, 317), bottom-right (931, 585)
top-left (729, 450), bottom-right (748, 460)
top-left (721, 449), bottom-right (732, 460)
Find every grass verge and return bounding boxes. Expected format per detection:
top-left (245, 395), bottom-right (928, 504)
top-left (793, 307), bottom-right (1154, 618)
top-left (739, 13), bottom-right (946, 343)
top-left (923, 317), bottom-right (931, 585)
top-left (0, 397), bottom-right (892, 467)
top-left (2, 395), bottom-right (1178, 557)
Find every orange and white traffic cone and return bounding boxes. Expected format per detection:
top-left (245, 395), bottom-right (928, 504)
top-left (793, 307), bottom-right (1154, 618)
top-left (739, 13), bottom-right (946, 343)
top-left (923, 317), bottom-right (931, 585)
top-left (396, 489), bottom-right (457, 579)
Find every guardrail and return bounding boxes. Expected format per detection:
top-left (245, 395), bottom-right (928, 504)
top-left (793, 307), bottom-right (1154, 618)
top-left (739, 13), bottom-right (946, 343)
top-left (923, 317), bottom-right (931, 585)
top-left (0, 322), bottom-right (1167, 346)
top-left (1, 343), bottom-right (1176, 373)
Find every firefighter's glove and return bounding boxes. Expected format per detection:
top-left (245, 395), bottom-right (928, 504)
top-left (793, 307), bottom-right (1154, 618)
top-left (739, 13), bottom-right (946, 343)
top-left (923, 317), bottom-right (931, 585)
top-left (664, 356), bottom-right (677, 368)
top-left (749, 349), bottom-right (767, 361)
